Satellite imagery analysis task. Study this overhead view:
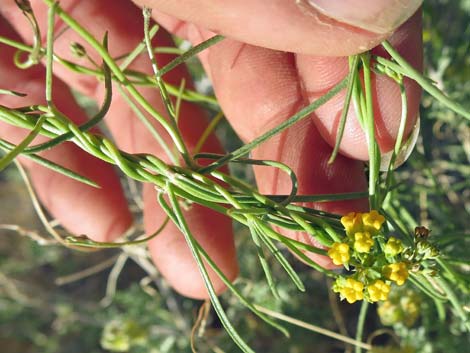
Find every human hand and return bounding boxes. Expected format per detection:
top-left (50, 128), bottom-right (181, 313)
top-left (0, 0), bottom-right (422, 299)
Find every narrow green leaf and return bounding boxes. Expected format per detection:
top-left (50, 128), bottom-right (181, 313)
top-left (163, 185), bottom-right (255, 353)
top-left (0, 115), bottom-right (46, 171)
top-left (159, 35), bottom-right (225, 77)
top-left (199, 77), bottom-right (348, 174)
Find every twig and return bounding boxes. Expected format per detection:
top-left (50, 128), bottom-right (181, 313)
top-left (55, 254), bottom-right (120, 285)
top-left (254, 305), bottom-right (372, 350)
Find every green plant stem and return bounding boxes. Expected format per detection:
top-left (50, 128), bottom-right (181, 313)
top-left (408, 274), bottom-right (447, 301)
top-left (360, 54), bottom-right (380, 209)
top-left (255, 305), bottom-right (372, 350)
top-left (143, 8), bottom-right (193, 168)
top-left (182, 219), bottom-right (290, 337)
top-left (25, 62), bottom-right (112, 154)
top-left (42, 0), bottom-right (190, 165)
top-left (115, 84), bottom-right (178, 165)
top-left (194, 111), bottom-right (224, 154)
top-left (14, 0), bottom-right (42, 67)
top-left (199, 77), bottom-right (348, 174)
top-left (0, 115), bottom-right (46, 171)
top-left (248, 224), bottom-right (280, 298)
top-left (433, 268), bottom-right (470, 331)
top-left (329, 55), bottom-right (359, 164)
top-left (383, 75), bottom-right (408, 200)
top-left (65, 217), bottom-right (169, 248)
top-left (159, 34), bottom-right (225, 76)
top-left (119, 24), bottom-right (159, 71)
top-left (0, 34), bottom-right (218, 106)
top-left (355, 301), bottom-right (369, 353)
top-left (382, 40), bottom-right (470, 121)
top-left (0, 142), bottom-right (99, 187)
top-left (45, 1), bottom-right (57, 107)
top-left (163, 185), bottom-right (255, 353)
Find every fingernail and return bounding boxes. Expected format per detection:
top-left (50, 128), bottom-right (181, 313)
top-left (302, 0), bottom-right (422, 34)
top-left (380, 115), bottom-right (420, 171)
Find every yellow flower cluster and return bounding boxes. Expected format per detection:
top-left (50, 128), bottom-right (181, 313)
top-left (367, 280), bottom-right (391, 302)
top-left (338, 211), bottom-right (385, 255)
top-left (384, 262), bottom-right (409, 286)
top-left (334, 278), bottom-right (364, 304)
top-left (327, 242), bottom-right (350, 265)
top-left (329, 210), bottom-right (413, 304)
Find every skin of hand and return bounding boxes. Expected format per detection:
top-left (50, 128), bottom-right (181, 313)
top-left (0, 0), bottom-right (422, 299)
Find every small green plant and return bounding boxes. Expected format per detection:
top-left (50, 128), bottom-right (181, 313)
top-left (0, 1), bottom-right (468, 352)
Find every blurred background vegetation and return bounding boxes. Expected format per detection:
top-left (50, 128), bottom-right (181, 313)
top-left (1, 1), bottom-right (469, 352)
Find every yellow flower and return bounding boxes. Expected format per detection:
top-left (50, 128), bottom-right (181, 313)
top-left (362, 210), bottom-right (385, 233)
top-left (353, 232), bottom-right (374, 253)
top-left (328, 242), bottom-right (350, 265)
top-left (336, 278), bottom-right (364, 304)
top-left (367, 280), bottom-right (391, 302)
top-left (384, 237), bottom-right (403, 256)
top-left (341, 212), bottom-right (363, 236)
top-left (384, 262), bottom-right (409, 286)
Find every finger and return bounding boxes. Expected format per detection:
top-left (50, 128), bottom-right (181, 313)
top-left (131, 0), bottom-right (422, 56)
top-left (0, 18), bottom-right (132, 241)
top-left (296, 11), bottom-right (423, 160)
top-left (1, 0), bottom-right (238, 298)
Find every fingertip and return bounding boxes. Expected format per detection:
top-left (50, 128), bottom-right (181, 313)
top-left (133, 0), bottom-right (384, 56)
top-left (297, 11), bottom-right (422, 161)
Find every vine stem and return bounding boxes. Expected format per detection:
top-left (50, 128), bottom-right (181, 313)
top-left (355, 301), bottom-right (369, 353)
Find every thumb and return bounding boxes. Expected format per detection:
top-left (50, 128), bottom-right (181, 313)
top-left (133, 0), bottom-right (422, 55)
top-left (306, 0), bottom-right (423, 34)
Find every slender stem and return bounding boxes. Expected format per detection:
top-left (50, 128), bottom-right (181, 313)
top-left (115, 84), bottom-right (178, 165)
top-left (0, 115), bottom-right (46, 171)
top-left (383, 75), bottom-right (408, 200)
top-left (42, 0), bottom-right (190, 164)
top-left (382, 40), bottom-right (470, 121)
top-left (329, 55), bottom-right (360, 164)
top-left (65, 217), bottom-right (169, 248)
top-left (355, 301), bottom-right (369, 353)
top-left (143, 8), bottom-right (193, 167)
top-left (0, 34), bottom-right (218, 105)
top-left (15, 0), bottom-right (43, 66)
top-left (433, 273), bottom-right (470, 331)
top-left (0, 141), bottom-right (96, 187)
top-left (119, 24), bottom-right (159, 71)
top-left (159, 35), bottom-right (225, 77)
top-left (361, 54), bottom-right (379, 209)
top-left (199, 77), bottom-right (348, 174)
top-left (255, 305), bottom-right (372, 350)
top-left (164, 186), bottom-right (255, 353)
top-left (45, 1), bottom-right (58, 107)
top-left (194, 111), bottom-right (224, 154)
